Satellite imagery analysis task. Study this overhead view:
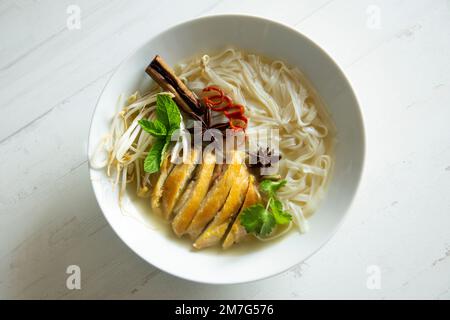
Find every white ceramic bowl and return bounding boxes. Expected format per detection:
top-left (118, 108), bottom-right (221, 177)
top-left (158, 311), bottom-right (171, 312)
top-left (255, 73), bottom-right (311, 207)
top-left (88, 14), bottom-right (365, 284)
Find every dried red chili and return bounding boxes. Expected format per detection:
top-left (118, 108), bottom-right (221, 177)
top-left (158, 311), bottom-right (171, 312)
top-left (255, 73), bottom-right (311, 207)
top-left (202, 86), bottom-right (248, 131)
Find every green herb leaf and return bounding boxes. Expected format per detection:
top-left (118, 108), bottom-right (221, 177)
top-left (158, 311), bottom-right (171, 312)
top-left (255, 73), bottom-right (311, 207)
top-left (259, 179), bottom-right (287, 197)
top-left (138, 119), bottom-right (167, 137)
top-left (240, 204), bottom-right (265, 233)
top-left (156, 95), bottom-right (170, 129)
top-left (270, 199), bottom-right (292, 225)
top-left (143, 138), bottom-right (166, 174)
top-left (240, 179), bottom-right (293, 237)
top-left (260, 209), bottom-right (276, 236)
top-left (139, 94), bottom-right (182, 174)
top-left (240, 204), bottom-right (276, 237)
top-left (165, 96), bottom-right (182, 131)
top-left (156, 94), bottom-right (181, 131)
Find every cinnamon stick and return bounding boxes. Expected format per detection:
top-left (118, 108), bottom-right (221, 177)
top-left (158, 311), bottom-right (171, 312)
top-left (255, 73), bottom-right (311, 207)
top-left (146, 55), bottom-right (203, 115)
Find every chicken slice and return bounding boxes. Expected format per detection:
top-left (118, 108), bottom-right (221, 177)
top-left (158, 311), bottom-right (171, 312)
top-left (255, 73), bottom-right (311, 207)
top-left (161, 148), bottom-right (199, 219)
top-left (186, 151), bottom-right (245, 239)
top-left (151, 155), bottom-right (175, 216)
top-left (171, 152), bottom-right (216, 236)
top-left (172, 178), bottom-right (196, 214)
top-left (222, 175), bottom-right (261, 249)
top-left (193, 167), bottom-right (249, 249)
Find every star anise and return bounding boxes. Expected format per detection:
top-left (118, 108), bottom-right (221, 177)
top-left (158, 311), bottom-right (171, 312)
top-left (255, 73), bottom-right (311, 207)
top-left (247, 147), bottom-right (282, 168)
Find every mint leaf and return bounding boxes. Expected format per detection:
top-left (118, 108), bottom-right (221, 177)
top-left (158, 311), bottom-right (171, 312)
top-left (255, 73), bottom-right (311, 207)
top-left (156, 95), bottom-right (170, 129)
top-left (270, 199), bottom-right (292, 225)
top-left (138, 119), bottom-right (167, 137)
top-left (156, 94), bottom-right (181, 131)
top-left (140, 94), bottom-right (182, 174)
top-left (259, 179), bottom-right (287, 197)
top-left (144, 138), bottom-right (166, 173)
top-left (240, 204), bottom-right (276, 236)
top-left (162, 94), bottom-right (182, 131)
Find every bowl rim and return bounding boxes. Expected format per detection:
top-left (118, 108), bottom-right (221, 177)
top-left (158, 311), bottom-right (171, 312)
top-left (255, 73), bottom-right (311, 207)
top-left (87, 13), bottom-right (366, 285)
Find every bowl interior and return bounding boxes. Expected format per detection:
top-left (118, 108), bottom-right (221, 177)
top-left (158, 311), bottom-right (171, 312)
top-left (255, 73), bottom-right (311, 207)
top-left (88, 15), bottom-right (364, 284)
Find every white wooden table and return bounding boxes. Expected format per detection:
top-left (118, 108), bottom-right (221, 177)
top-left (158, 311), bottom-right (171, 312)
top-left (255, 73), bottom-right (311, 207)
top-left (1, 0), bottom-right (449, 299)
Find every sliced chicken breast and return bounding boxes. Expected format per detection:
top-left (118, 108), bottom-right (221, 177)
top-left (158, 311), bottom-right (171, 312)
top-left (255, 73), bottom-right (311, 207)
top-left (171, 152), bottom-right (216, 236)
top-left (193, 166), bottom-right (249, 249)
top-left (151, 155), bottom-right (175, 216)
top-left (172, 178), bottom-right (196, 214)
top-left (186, 151), bottom-right (245, 239)
top-left (161, 148), bottom-right (199, 219)
top-left (222, 175), bottom-right (261, 249)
